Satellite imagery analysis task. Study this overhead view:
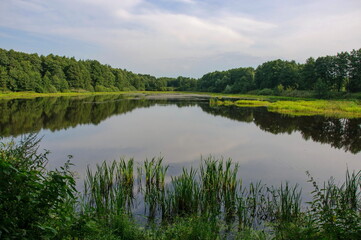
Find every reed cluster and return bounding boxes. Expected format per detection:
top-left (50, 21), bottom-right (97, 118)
top-left (81, 156), bottom-right (360, 239)
top-left (1, 136), bottom-right (360, 239)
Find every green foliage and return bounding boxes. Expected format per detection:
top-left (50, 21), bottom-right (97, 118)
top-left (1, 47), bottom-right (361, 97)
top-left (0, 134), bottom-right (76, 239)
top-left (0, 48), bottom-right (174, 94)
top-left (0, 135), bottom-right (360, 239)
top-left (307, 170), bottom-right (361, 240)
top-left (314, 78), bottom-right (330, 98)
top-left (258, 88), bottom-right (274, 95)
top-left (147, 216), bottom-right (219, 240)
top-left (255, 59), bottom-right (300, 90)
top-left (198, 67), bottom-right (256, 93)
top-left (348, 49), bottom-right (361, 92)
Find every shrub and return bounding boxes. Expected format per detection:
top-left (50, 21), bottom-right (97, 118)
top-left (0, 135), bottom-right (77, 239)
top-left (314, 79), bottom-right (329, 99)
top-left (258, 88), bottom-right (274, 95)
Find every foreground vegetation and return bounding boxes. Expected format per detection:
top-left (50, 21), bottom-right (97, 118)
top-left (1, 135), bottom-right (360, 239)
top-left (1, 47), bottom-right (361, 98)
top-left (213, 98), bottom-right (361, 118)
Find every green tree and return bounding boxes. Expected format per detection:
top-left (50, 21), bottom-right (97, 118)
top-left (0, 66), bottom-right (8, 91)
top-left (334, 52), bottom-right (350, 92)
top-left (315, 56), bottom-right (337, 91)
top-left (348, 48), bottom-right (361, 92)
top-left (255, 60), bottom-right (300, 90)
top-left (300, 57), bottom-right (316, 90)
top-left (65, 61), bottom-right (92, 90)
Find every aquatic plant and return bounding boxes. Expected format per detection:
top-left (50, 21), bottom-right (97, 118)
top-left (1, 135), bottom-right (360, 239)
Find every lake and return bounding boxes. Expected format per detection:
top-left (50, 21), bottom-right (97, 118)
top-left (1, 93), bottom-right (360, 199)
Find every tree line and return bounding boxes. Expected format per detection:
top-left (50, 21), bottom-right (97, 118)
top-left (198, 49), bottom-right (361, 96)
top-left (0, 48), bottom-right (360, 95)
top-left (0, 48), bottom-right (196, 93)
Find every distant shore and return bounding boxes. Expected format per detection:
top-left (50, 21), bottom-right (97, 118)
top-left (1, 91), bottom-right (361, 118)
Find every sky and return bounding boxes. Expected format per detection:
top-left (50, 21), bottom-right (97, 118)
top-left (0, 0), bottom-right (361, 78)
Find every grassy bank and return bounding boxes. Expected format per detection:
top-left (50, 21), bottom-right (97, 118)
top-left (213, 98), bottom-right (361, 118)
top-left (0, 90), bottom-right (328, 101)
top-left (2, 90), bottom-right (361, 118)
top-left (1, 136), bottom-right (360, 239)
top-left (0, 91), bottom-right (143, 99)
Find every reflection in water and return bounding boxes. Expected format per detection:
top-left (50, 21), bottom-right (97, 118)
top-left (201, 105), bottom-right (361, 154)
top-left (1, 94), bottom-right (360, 201)
top-left (1, 94), bottom-right (361, 154)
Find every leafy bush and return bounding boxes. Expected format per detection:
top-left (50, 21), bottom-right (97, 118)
top-left (147, 216), bottom-right (219, 240)
top-left (258, 88), bottom-right (274, 95)
top-left (314, 79), bottom-right (330, 98)
top-left (0, 135), bottom-right (76, 239)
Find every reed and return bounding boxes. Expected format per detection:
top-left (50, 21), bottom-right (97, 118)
top-left (268, 183), bottom-right (302, 223)
top-left (169, 168), bottom-right (200, 218)
top-left (80, 156), bottom-right (360, 238)
top-left (199, 156), bottom-right (224, 217)
top-left (5, 136), bottom-right (359, 239)
top-left (237, 181), bottom-right (268, 230)
top-left (141, 157), bottom-right (169, 222)
top-left (82, 158), bottom-right (135, 221)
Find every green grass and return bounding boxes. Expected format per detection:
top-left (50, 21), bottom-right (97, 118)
top-left (0, 90), bottom-right (187, 99)
top-left (1, 136), bottom-right (360, 239)
top-left (213, 98), bottom-right (361, 118)
top-left (0, 90), bottom-right (310, 101)
top-left (3, 90), bottom-right (361, 118)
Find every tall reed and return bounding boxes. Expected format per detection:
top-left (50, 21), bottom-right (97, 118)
top-left (169, 168), bottom-right (200, 218)
top-left (82, 158), bottom-right (135, 221)
top-left (81, 156), bottom-right (360, 239)
top-left (141, 157), bottom-right (169, 222)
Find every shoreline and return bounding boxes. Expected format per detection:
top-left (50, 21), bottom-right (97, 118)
top-left (1, 91), bottom-right (361, 118)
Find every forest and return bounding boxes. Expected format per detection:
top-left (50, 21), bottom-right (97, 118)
top-left (0, 48), bottom-right (361, 97)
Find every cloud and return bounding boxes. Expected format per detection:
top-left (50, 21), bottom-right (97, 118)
top-left (268, 8), bottom-right (361, 60)
top-left (173, 0), bottom-right (196, 4)
top-left (0, 0), bottom-right (360, 77)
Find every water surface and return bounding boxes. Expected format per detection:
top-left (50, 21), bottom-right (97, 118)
top-left (1, 94), bottom-right (360, 197)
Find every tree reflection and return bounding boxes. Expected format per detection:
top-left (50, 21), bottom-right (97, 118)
top-left (1, 96), bottom-right (360, 154)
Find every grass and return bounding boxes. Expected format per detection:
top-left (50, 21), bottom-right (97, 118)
top-left (1, 135), bottom-right (361, 239)
top-left (212, 98), bottom-right (361, 118)
top-left (0, 90), bottom-right (321, 101)
top-left (0, 90), bottom-right (185, 100)
top-left (3, 90), bottom-right (361, 118)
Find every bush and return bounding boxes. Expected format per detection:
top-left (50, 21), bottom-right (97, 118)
top-left (147, 216), bottom-right (219, 240)
top-left (0, 135), bottom-right (77, 239)
top-left (314, 79), bottom-right (329, 99)
top-left (258, 88), bottom-right (274, 95)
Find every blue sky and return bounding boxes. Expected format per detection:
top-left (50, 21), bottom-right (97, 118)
top-left (1, 0), bottom-right (360, 77)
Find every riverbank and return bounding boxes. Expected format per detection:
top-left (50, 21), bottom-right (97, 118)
top-left (213, 98), bottom-right (361, 118)
top-left (0, 90), bottom-right (359, 101)
top-left (2, 91), bottom-right (361, 118)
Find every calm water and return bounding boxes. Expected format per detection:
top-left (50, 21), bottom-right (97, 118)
top-left (1, 94), bottom-right (360, 197)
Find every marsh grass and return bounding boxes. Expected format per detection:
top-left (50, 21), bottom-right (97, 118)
top-left (81, 156), bottom-right (360, 239)
top-left (140, 157), bottom-right (169, 222)
top-left (2, 136), bottom-right (360, 239)
top-left (213, 98), bottom-right (361, 118)
top-left (83, 158), bottom-right (135, 220)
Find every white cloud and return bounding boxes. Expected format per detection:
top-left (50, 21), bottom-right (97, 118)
top-left (268, 9), bottom-right (361, 61)
top-left (0, 0), bottom-right (360, 76)
top-left (173, 0), bottom-right (196, 4)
